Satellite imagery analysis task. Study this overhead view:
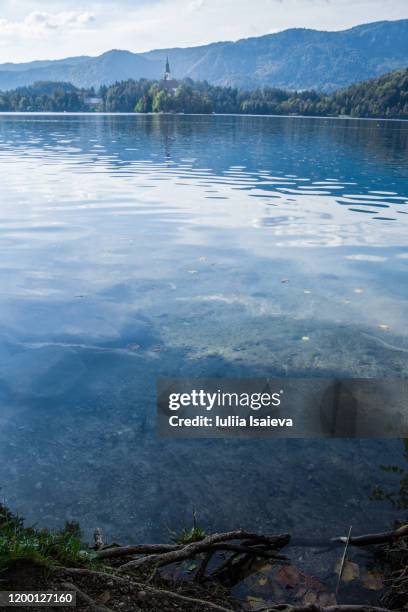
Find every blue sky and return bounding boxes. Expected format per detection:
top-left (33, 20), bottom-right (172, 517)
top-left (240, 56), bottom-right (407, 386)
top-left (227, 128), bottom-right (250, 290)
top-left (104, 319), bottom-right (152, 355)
top-left (1, 0), bottom-right (408, 63)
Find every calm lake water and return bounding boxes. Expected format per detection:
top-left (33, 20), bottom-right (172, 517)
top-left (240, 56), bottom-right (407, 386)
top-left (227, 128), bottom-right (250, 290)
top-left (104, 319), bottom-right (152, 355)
top-left (0, 114), bottom-right (407, 544)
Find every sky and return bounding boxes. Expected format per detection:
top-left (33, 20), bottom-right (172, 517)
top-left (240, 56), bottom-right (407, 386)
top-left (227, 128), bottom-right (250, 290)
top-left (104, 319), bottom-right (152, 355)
top-left (0, 0), bottom-right (408, 64)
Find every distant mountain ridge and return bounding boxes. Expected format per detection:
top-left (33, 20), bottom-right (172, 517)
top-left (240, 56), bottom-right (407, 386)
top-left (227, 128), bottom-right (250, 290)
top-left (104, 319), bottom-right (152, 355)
top-left (1, 19), bottom-right (408, 92)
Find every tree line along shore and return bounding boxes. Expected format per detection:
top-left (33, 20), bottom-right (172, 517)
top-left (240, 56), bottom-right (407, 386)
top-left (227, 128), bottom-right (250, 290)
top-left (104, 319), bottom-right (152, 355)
top-left (0, 66), bottom-right (407, 118)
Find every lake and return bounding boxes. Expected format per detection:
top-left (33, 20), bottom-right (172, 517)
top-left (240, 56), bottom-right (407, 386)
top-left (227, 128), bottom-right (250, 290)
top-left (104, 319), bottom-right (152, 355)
top-left (0, 113), bottom-right (407, 545)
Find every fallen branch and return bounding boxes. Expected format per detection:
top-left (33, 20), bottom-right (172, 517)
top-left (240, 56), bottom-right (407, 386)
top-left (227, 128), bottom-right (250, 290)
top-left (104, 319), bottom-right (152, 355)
top-left (334, 524), bottom-right (408, 547)
top-left (292, 524), bottom-right (408, 549)
top-left (205, 543), bottom-right (287, 560)
top-left (97, 543), bottom-right (182, 559)
top-left (117, 530), bottom-right (289, 572)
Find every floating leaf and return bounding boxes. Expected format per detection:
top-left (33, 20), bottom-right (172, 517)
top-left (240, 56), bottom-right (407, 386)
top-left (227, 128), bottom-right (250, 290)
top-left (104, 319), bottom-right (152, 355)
top-left (334, 559), bottom-right (360, 582)
top-left (275, 565), bottom-right (300, 588)
top-left (354, 288), bottom-right (364, 294)
top-left (302, 336), bottom-right (310, 341)
top-left (378, 324), bottom-right (390, 331)
top-left (362, 570), bottom-right (384, 591)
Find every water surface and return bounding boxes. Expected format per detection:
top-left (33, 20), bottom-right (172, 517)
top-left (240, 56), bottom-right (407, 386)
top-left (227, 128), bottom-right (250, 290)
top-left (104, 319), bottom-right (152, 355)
top-left (0, 114), bottom-right (407, 543)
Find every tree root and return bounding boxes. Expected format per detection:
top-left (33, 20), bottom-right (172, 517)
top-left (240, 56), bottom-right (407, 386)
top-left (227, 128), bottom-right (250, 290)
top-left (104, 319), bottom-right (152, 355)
top-left (60, 581), bottom-right (114, 612)
top-left (56, 567), bottom-right (234, 611)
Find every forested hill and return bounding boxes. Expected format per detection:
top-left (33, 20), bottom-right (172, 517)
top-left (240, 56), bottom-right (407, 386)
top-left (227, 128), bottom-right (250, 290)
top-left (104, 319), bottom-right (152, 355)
top-left (0, 19), bottom-right (408, 92)
top-left (0, 67), bottom-right (407, 119)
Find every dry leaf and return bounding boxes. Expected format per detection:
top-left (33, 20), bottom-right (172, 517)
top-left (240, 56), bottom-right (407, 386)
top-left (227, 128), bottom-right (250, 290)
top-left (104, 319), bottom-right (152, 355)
top-left (302, 591), bottom-right (317, 605)
top-left (362, 570), bottom-right (384, 591)
top-left (318, 592), bottom-right (337, 606)
top-left (295, 586), bottom-right (307, 599)
top-left (302, 574), bottom-right (326, 592)
top-left (334, 559), bottom-right (360, 582)
top-left (246, 596), bottom-right (266, 610)
top-left (96, 592), bottom-right (111, 604)
top-left (275, 565), bottom-right (300, 588)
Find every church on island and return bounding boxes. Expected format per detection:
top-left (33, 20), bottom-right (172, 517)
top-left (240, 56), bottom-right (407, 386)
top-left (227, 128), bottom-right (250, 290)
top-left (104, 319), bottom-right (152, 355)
top-left (162, 56), bottom-right (179, 91)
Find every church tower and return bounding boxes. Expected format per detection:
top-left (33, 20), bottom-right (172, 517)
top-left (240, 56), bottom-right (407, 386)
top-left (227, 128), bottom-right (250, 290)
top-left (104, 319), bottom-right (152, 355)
top-left (164, 56), bottom-right (171, 81)
top-left (162, 56), bottom-right (178, 91)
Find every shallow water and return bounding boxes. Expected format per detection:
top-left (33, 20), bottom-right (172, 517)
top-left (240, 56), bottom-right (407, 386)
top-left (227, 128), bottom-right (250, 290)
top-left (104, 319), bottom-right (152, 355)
top-left (0, 114), bottom-right (407, 543)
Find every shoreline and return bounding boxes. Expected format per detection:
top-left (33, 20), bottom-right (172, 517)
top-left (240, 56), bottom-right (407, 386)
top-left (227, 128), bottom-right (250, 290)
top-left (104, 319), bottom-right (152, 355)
top-left (0, 111), bottom-right (407, 122)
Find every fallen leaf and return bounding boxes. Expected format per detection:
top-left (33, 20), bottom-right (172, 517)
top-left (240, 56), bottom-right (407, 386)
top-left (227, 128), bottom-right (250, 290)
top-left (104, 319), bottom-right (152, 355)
top-left (302, 574), bottom-right (326, 592)
top-left (294, 586), bottom-right (307, 599)
top-left (96, 592), bottom-right (111, 604)
top-left (275, 565), bottom-right (300, 588)
top-left (334, 559), bottom-right (360, 582)
top-left (186, 561), bottom-right (198, 572)
top-left (302, 591), bottom-right (317, 605)
top-left (246, 596), bottom-right (265, 610)
top-left (362, 570), bottom-right (384, 591)
top-left (318, 592), bottom-right (337, 606)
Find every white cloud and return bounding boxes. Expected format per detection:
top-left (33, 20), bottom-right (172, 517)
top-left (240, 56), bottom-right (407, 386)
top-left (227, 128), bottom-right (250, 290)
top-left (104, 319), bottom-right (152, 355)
top-left (0, 0), bottom-right (407, 63)
top-left (0, 10), bottom-right (94, 37)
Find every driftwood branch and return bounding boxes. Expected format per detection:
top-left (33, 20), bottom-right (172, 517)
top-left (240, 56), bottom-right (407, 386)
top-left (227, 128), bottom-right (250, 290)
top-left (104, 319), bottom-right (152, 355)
top-left (97, 543), bottom-right (182, 559)
top-left (291, 524), bottom-right (408, 549)
top-left (117, 530), bottom-right (290, 572)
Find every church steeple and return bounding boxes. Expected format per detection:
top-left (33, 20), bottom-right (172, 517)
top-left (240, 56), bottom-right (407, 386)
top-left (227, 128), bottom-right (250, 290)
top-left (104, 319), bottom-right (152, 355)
top-left (164, 56), bottom-right (171, 80)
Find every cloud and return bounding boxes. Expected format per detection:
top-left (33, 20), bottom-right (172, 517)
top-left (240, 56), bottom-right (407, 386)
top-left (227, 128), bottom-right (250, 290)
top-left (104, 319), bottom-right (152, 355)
top-left (0, 0), bottom-right (407, 63)
top-left (0, 10), bottom-right (94, 36)
top-left (187, 0), bottom-right (206, 12)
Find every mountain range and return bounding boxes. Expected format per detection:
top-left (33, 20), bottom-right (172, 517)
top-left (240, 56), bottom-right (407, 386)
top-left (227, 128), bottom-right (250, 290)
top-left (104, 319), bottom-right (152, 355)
top-left (1, 19), bottom-right (408, 93)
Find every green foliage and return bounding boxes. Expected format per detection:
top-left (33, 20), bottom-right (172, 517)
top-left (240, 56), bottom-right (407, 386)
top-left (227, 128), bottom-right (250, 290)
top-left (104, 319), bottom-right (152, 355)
top-left (1, 66), bottom-right (408, 118)
top-left (170, 510), bottom-right (207, 545)
top-left (0, 504), bottom-right (92, 570)
top-left (0, 82), bottom-right (90, 112)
